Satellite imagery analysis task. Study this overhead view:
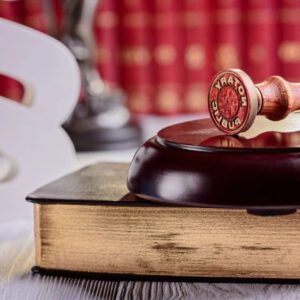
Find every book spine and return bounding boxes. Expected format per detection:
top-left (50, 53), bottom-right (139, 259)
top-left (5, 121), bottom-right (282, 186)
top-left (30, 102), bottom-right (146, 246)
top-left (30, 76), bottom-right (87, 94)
top-left (50, 0), bottom-right (64, 36)
top-left (245, 0), bottom-right (279, 82)
top-left (183, 0), bottom-right (213, 113)
top-left (22, 0), bottom-right (47, 32)
top-left (214, 0), bottom-right (243, 72)
top-left (119, 0), bottom-right (154, 114)
top-left (94, 0), bottom-right (120, 88)
top-left (278, 0), bottom-right (300, 81)
top-left (153, 1), bottom-right (184, 115)
top-left (0, 0), bottom-right (22, 22)
top-left (0, 74), bottom-right (24, 103)
top-left (0, 0), bottom-right (23, 102)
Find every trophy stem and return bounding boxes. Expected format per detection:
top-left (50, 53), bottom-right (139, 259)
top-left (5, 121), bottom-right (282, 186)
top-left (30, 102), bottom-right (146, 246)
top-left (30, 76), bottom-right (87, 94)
top-left (60, 0), bottom-right (142, 151)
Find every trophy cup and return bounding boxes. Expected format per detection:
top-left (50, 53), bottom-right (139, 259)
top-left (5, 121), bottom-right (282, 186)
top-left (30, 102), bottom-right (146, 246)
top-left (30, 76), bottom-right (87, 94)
top-left (60, 0), bottom-right (142, 151)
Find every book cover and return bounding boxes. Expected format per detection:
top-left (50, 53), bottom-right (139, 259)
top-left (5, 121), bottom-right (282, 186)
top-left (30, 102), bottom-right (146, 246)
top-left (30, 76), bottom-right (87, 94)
top-left (22, 0), bottom-right (47, 33)
top-left (278, 0), bottom-right (300, 81)
top-left (119, 0), bottom-right (154, 114)
top-left (0, 1), bottom-right (24, 102)
top-left (0, 74), bottom-right (24, 103)
top-left (49, 0), bottom-right (64, 36)
top-left (153, 0), bottom-right (184, 115)
top-left (183, 0), bottom-right (213, 113)
top-left (213, 0), bottom-right (243, 72)
top-left (245, 0), bottom-right (279, 82)
top-left (94, 0), bottom-right (120, 88)
top-left (27, 162), bottom-right (300, 280)
top-left (0, 0), bottom-right (23, 23)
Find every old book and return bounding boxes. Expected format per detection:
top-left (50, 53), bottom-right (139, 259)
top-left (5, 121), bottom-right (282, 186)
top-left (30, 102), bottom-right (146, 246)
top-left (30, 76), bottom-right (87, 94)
top-left (245, 0), bottom-right (279, 82)
top-left (153, 0), bottom-right (184, 115)
top-left (27, 162), bottom-right (300, 280)
top-left (183, 0), bottom-right (213, 113)
top-left (278, 0), bottom-right (300, 81)
top-left (22, 0), bottom-right (47, 33)
top-left (213, 0), bottom-right (243, 71)
top-left (119, 0), bottom-right (154, 114)
top-left (94, 0), bottom-right (120, 87)
top-left (0, 1), bottom-right (24, 102)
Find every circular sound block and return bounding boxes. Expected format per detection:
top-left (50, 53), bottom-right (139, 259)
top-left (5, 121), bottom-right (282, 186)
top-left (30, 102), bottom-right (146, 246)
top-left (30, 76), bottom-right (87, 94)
top-left (127, 118), bottom-right (300, 215)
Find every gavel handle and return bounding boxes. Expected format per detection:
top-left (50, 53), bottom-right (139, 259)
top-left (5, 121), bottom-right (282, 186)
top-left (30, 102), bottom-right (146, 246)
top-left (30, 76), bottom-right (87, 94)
top-left (257, 76), bottom-right (300, 121)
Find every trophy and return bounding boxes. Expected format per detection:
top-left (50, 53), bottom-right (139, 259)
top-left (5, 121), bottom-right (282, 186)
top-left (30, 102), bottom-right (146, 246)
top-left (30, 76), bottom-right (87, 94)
top-left (60, 0), bottom-right (142, 151)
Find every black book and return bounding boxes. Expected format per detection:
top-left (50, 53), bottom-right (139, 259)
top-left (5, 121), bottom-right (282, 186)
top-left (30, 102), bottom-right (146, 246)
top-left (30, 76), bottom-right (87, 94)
top-left (27, 162), bottom-right (300, 280)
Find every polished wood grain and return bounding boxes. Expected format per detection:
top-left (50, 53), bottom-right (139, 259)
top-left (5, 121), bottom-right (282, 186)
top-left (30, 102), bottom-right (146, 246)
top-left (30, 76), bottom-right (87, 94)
top-left (128, 119), bottom-right (300, 210)
top-left (257, 76), bottom-right (300, 121)
top-left (157, 118), bottom-right (300, 150)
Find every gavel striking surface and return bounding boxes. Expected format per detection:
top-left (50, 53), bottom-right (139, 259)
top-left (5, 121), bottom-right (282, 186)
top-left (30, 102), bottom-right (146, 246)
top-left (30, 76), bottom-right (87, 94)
top-left (127, 118), bottom-right (300, 215)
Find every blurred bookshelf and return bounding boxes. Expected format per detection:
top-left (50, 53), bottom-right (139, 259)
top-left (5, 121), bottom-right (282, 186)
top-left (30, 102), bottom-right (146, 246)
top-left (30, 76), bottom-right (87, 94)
top-left (1, 0), bottom-right (299, 116)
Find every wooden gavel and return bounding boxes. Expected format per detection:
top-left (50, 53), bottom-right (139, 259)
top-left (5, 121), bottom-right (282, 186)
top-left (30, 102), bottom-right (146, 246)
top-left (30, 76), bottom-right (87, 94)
top-left (208, 69), bottom-right (300, 135)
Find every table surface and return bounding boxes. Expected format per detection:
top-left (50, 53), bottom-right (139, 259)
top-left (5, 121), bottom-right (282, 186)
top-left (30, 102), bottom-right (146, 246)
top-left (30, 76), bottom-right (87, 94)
top-left (1, 114), bottom-right (300, 299)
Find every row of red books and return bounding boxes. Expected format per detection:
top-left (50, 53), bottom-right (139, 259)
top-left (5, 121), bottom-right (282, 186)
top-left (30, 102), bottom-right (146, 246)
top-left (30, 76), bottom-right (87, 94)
top-left (1, 0), bottom-right (300, 115)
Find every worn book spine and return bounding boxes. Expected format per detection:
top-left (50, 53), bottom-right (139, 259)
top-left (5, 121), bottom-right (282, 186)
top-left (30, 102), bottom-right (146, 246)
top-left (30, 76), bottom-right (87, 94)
top-left (50, 0), bottom-right (64, 36)
top-left (213, 0), bottom-right (243, 72)
top-left (245, 0), bottom-right (279, 82)
top-left (22, 0), bottom-right (47, 32)
top-left (0, 0), bottom-right (22, 22)
top-left (183, 0), bottom-right (212, 113)
top-left (278, 0), bottom-right (300, 81)
top-left (94, 0), bottom-right (120, 88)
top-left (0, 1), bottom-right (23, 102)
top-left (153, 0), bottom-right (184, 115)
top-left (119, 0), bottom-right (154, 114)
top-left (0, 74), bottom-right (24, 103)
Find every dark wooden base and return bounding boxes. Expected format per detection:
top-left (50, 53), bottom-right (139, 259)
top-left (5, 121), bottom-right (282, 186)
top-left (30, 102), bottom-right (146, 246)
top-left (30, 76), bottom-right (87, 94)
top-left (128, 118), bottom-right (300, 213)
top-left (64, 120), bottom-right (142, 151)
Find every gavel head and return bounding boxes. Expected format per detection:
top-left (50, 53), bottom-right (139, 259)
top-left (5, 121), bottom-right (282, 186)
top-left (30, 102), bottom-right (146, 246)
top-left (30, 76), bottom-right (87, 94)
top-left (208, 69), bottom-right (261, 135)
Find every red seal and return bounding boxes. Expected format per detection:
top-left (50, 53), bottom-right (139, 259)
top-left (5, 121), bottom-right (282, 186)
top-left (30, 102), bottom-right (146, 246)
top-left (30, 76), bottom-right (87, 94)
top-left (208, 69), bottom-right (259, 135)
